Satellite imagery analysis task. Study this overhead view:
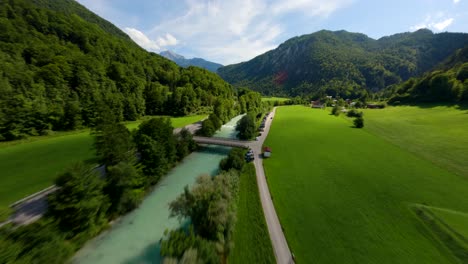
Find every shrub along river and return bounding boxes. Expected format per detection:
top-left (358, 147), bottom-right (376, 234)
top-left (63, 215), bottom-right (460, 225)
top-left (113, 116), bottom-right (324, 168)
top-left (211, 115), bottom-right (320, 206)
top-left (72, 115), bottom-right (243, 264)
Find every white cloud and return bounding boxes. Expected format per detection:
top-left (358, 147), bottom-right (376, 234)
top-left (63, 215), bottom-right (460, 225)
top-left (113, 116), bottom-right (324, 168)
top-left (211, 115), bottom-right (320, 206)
top-left (145, 0), bottom-right (351, 64)
top-left (410, 16), bottom-right (455, 32)
top-left (124, 28), bottom-right (178, 51)
top-left (156, 33), bottom-right (179, 47)
top-left (433, 18), bottom-right (454, 30)
top-left (271, 0), bottom-right (353, 17)
top-left (454, 0), bottom-right (460, 4)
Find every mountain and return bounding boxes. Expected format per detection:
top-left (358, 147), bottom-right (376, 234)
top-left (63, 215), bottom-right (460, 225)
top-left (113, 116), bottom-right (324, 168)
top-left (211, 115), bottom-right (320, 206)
top-left (0, 0), bottom-right (234, 141)
top-left (218, 29), bottom-right (468, 98)
top-left (385, 46), bottom-right (468, 104)
top-left (160, 50), bottom-right (223, 72)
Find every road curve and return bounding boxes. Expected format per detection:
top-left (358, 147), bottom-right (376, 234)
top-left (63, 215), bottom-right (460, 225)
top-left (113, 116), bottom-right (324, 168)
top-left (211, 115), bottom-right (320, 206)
top-left (248, 108), bottom-right (294, 264)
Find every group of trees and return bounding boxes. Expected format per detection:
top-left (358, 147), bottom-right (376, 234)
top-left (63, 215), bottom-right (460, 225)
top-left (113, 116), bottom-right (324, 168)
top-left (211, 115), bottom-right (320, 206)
top-left (386, 61), bottom-right (468, 104)
top-left (0, 0), bottom-right (235, 141)
top-left (0, 112), bottom-right (197, 262)
top-left (161, 148), bottom-right (248, 263)
top-left (236, 114), bottom-right (256, 140)
top-left (198, 89), bottom-right (263, 137)
top-left (346, 110), bottom-right (365, 128)
top-left (331, 105), bottom-right (365, 128)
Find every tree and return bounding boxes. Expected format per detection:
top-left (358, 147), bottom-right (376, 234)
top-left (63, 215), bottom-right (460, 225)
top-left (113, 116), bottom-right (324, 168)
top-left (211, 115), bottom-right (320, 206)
top-left (236, 114), bottom-right (256, 140)
top-left (0, 220), bottom-right (74, 264)
top-left (331, 105), bottom-right (341, 116)
top-left (48, 162), bottom-right (109, 236)
top-left (346, 109), bottom-right (363, 118)
top-left (456, 63), bottom-right (468, 82)
top-left (219, 148), bottom-right (246, 171)
top-left (199, 119), bottom-right (216, 137)
top-left (105, 161), bottom-right (145, 216)
top-left (176, 128), bottom-right (197, 161)
top-left (169, 174), bottom-right (237, 241)
top-left (354, 116), bottom-right (364, 128)
top-left (134, 118), bottom-right (177, 184)
top-left (136, 134), bottom-right (168, 185)
top-left (93, 121), bottom-right (135, 166)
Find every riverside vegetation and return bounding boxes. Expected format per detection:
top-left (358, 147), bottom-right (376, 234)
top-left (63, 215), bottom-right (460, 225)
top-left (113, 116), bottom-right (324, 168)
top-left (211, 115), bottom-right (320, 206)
top-left (0, 110), bottom-right (197, 263)
top-left (0, 115), bottom-right (205, 210)
top-left (160, 149), bottom-right (275, 263)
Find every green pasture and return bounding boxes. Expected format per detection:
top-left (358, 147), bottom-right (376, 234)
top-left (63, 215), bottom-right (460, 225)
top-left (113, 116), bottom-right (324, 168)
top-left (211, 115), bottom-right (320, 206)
top-left (229, 164), bottom-right (275, 264)
top-left (363, 105), bottom-right (468, 178)
top-left (263, 105), bottom-right (468, 263)
top-left (430, 206), bottom-right (468, 239)
top-left (261, 97), bottom-right (289, 102)
top-left (0, 115), bottom-right (206, 208)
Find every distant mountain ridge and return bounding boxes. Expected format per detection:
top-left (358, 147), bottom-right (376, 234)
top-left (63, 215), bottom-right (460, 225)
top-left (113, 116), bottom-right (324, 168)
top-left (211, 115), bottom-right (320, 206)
top-left (160, 50), bottom-right (223, 72)
top-left (218, 29), bottom-right (468, 98)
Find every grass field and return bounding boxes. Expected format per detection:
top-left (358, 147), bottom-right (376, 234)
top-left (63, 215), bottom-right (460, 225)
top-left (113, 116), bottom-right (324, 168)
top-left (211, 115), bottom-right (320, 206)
top-left (263, 105), bottom-right (468, 263)
top-left (261, 97), bottom-right (289, 102)
top-left (0, 115), bottom-right (206, 208)
top-left (363, 105), bottom-right (468, 178)
top-left (229, 164), bottom-right (275, 264)
top-left (413, 205), bottom-right (468, 262)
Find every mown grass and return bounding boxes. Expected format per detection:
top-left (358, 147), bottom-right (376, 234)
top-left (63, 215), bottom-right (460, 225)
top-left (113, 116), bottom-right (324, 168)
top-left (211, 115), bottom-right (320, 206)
top-left (261, 97), bottom-right (289, 102)
top-left (229, 163), bottom-right (275, 264)
top-left (430, 207), bottom-right (468, 239)
top-left (263, 105), bottom-right (468, 263)
top-left (0, 115), bottom-right (206, 208)
top-left (413, 205), bottom-right (468, 263)
top-left (363, 105), bottom-right (468, 178)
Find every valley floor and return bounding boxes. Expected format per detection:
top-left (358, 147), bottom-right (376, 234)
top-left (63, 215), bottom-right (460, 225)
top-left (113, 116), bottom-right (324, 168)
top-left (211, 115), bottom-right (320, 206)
top-left (363, 105), bottom-right (468, 178)
top-left (263, 105), bottom-right (468, 263)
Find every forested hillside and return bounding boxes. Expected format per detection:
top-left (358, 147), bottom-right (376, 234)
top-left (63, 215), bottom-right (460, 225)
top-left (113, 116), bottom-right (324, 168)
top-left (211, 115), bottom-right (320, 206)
top-left (0, 0), bottom-right (234, 141)
top-left (218, 29), bottom-right (468, 98)
top-left (385, 46), bottom-right (468, 103)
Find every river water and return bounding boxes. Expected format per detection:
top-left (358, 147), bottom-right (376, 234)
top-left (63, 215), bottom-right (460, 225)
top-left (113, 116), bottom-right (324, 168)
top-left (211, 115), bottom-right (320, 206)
top-left (72, 115), bottom-right (243, 264)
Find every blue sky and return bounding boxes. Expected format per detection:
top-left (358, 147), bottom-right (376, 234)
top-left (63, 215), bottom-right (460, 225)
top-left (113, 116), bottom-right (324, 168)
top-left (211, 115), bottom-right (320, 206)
top-left (76, 0), bottom-right (468, 65)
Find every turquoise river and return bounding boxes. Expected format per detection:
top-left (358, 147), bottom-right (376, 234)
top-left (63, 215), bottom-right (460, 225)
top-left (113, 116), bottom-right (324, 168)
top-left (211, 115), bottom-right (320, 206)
top-left (72, 115), bottom-right (243, 264)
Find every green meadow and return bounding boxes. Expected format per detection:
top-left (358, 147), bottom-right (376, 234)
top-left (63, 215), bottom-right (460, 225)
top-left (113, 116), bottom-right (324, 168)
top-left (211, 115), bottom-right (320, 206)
top-left (229, 164), bottom-right (275, 264)
top-left (263, 105), bottom-right (468, 263)
top-left (261, 96), bottom-right (289, 102)
top-left (0, 115), bottom-right (205, 208)
top-left (363, 105), bottom-right (468, 178)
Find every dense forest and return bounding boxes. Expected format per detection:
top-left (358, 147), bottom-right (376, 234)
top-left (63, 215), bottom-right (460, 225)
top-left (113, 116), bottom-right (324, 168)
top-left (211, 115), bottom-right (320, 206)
top-left (0, 0), bottom-right (235, 141)
top-left (384, 46), bottom-right (468, 103)
top-left (218, 29), bottom-right (468, 99)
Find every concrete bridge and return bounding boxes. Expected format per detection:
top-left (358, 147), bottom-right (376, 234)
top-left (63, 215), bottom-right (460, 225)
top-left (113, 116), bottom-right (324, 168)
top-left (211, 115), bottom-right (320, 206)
top-left (193, 136), bottom-right (252, 148)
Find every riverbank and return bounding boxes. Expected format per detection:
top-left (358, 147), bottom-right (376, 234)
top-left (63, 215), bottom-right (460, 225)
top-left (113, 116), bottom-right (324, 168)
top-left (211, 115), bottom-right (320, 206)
top-left (72, 115), bottom-right (243, 264)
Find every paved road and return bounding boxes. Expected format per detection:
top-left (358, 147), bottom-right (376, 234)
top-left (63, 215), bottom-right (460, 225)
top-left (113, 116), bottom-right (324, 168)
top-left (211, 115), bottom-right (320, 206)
top-left (248, 108), bottom-right (294, 264)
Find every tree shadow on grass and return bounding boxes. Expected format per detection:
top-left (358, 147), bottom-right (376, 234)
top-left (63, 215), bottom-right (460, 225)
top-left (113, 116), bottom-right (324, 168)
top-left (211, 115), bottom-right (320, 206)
top-left (395, 102), bottom-right (468, 111)
top-left (83, 157), bottom-right (99, 165)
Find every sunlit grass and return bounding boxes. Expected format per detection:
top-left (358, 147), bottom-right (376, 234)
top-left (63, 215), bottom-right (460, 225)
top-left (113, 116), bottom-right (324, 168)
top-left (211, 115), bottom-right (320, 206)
top-left (263, 105), bottom-right (468, 263)
top-left (229, 163), bottom-right (275, 264)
